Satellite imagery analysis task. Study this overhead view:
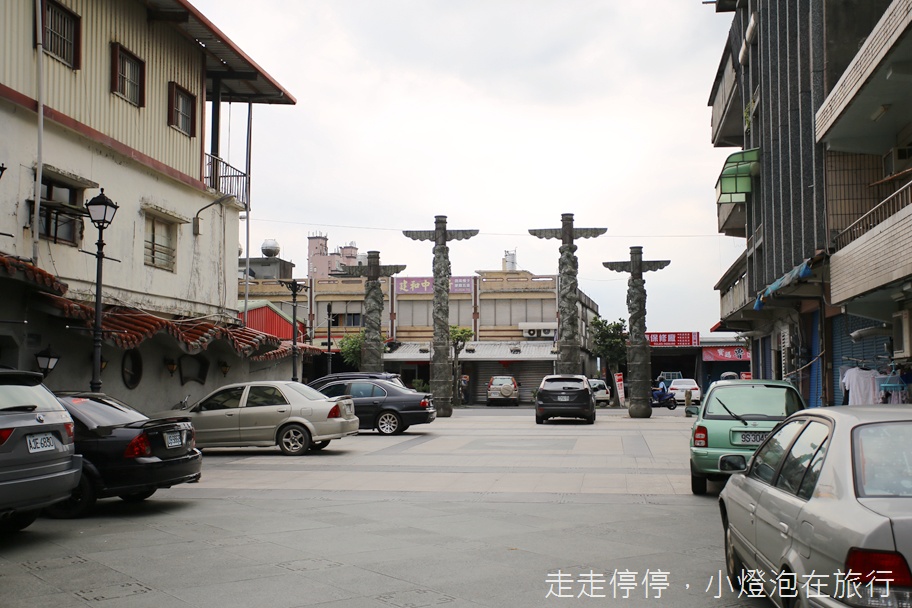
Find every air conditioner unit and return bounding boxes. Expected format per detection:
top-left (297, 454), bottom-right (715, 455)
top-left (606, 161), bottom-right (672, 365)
top-left (883, 147), bottom-right (912, 176)
top-left (525, 328), bottom-right (540, 338)
top-left (541, 328), bottom-right (554, 337)
top-left (893, 311), bottom-right (912, 359)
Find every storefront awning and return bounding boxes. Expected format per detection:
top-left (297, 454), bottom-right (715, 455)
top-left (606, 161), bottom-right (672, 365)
top-left (716, 148), bottom-right (760, 205)
top-left (383, 340), bottom-right (559, 362)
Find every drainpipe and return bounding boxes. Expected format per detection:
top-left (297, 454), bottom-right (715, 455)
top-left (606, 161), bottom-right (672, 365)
top-left (243, 102), bottom-right (253, 326)
top-left (32, 0), bottom-right (45, 263)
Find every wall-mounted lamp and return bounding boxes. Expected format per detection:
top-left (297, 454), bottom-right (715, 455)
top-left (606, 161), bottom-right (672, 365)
top-left (870, 104), bottom-right (891, 122)
top-left (35, 345), bottom-right (60, 377)
top-left (164, 358), bottom-right (177, 376)
top-left (89, 353), bottom-right (108, 371)
top-left (0, 164), bottom-right (7, 180)
top-left (219, 360), bottom-right (230, 376)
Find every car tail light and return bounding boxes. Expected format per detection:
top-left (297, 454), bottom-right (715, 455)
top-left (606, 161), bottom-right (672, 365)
top-left (124, 433), bottom-right (152, 458)
top-left (327, 404), bottom-right (341, 418)
top-left (64, 421), bottom-right (74, 438)
top-left (693, 426), bottom-right (708, 448)
top-left (846, 548), bottom-right (912, 587)
top-left (0, 428), bottom-right (12, 446)
top-left (420, 398), bottom-right (430, 409)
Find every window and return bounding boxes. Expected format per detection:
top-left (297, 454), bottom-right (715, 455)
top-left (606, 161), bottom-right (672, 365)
top-left (198, 387), bottom-right (244, 412)
top-left (111, 43), bottom-right (144, 106)
top-left (43, 0), bottom-right (81, 68)
top-left (748, 419), bottom-right (805, 484)
top-left (344, 313), bottom-right (362, 327)
top-left (144, 215), bottom-right (176, 271)
top-left (168, 82), bottom-right (196, 136)
top-left (775, 421), bottom-right (829, 498)
top-left (34, 177), bottom-right (84, 245)
top-left (245, 386), bottom-right (289, 408)
top-left (319, 383), bottom-right (348, 398)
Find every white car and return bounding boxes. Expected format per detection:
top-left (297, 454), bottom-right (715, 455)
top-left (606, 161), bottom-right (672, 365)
top-left (588, 379), bottom-right (611, 405)
top-left (668, 378), bottom-right (701, 404)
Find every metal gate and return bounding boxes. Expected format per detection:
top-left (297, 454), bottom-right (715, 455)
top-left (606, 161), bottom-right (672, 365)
top-left (830, 315), bottom-right (891, 406)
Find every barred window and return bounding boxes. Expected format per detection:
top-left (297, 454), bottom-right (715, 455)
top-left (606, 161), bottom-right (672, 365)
top-left (43, 0), bottom-right (81, 68)
top-left (35, 178), bottom-right (83, 245)
top-left (111, 44), bottom-right (144, 106)
top-left (167, 82), bottom-right (196, 136)
top-left (144, 215), bottom-right (176, 271)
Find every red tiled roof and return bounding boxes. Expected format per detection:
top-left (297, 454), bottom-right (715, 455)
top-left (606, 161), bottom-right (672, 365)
top-left (0, 254), bottom-right (67, 295)
top-left (250, 340), bottom-right (323, 362)
top-left (41, 293), bottom-right (283, 356)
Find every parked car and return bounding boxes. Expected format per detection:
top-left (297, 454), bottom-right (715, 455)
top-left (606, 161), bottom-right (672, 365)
top-left (48, 392), bottom-right (201, 518)
top-left (668, 378), bottom-right (701, 404)
top-left (487, 376), bottom-right (520, 406)
top-left (309, 372), bottom-right (405, 390)
top-left (719, 406), bottom-right (912, 606)
top-left (0, 371), bottom-right (83, 532)
top-left (690, 379), bottom-right (805, 495)
top-left (315, 379), bottom-right (435, 435)
top-left (589, 378), bottom-right (611, 406)
top-left (168, 381), bottom-right (358, 454)
top-left (535, 375), bottom-right (596, 425)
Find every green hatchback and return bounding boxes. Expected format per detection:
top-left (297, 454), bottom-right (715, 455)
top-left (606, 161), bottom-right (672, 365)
top-left (689, 379), bottom-right (806, 495)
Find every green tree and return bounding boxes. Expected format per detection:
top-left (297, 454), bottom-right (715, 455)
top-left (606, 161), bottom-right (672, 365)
top-left (591, 317), bottom-right (627, 407)
top-left (338, 330), bottom-right (365, 368)
top-left (450, 326), bottom-right (474, 405)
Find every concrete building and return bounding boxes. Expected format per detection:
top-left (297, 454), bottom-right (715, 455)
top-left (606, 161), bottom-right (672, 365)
top-left (0, 0), bottom-right (295, 410)
top-left (708, 1), bottom-right (908, 406)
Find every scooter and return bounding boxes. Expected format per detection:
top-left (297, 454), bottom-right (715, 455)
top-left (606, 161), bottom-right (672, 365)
top-left (650, 391), bottom-right (678, 410)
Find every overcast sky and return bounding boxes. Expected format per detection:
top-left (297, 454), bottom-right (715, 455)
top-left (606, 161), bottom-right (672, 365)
top-left (192, 0), bottom-right (742, 335)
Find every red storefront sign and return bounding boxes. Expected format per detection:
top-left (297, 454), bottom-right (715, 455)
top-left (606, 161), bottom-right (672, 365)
top-left (646, 332), bottom-right (700, 347)
top-left (702, 346), bottom-right (751, 361)
top-left (614, 373), bottom-right (625, 407)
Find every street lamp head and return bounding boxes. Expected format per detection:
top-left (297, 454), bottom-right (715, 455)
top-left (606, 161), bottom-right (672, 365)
top-left (35, 344), bottom-right (60, 377)
top-left (85, 188), bottom-right (119, 230)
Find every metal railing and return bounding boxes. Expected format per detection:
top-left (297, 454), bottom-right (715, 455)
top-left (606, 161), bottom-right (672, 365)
top-left (833, 179), bottom-right (912, 250)
top-left (204, 154), bottom-right (249, 208)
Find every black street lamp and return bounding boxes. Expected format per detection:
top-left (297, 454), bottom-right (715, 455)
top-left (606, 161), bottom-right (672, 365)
top-left (35, 344), bottom-right (60, 377)
top-left (85, 188), bottom-right (118, 392)
top-left (278, 278), bottom-right (307, 382)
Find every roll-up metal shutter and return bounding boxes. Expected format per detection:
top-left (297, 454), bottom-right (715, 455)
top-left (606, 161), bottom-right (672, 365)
top-left (473, 360), bottom-right (555, 404)
top-left (809, 310), bottom-right (822, 407)
top-left (831, 315), bottom-right (891, 407)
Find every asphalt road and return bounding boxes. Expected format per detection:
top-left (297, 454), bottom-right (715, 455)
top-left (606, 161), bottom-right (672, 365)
top-left (2, 407), bottom-right (770, 608)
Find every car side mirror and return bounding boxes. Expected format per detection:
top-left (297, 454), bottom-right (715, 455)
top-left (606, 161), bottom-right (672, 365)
top-left (719, 454), bottom-right (748, 472)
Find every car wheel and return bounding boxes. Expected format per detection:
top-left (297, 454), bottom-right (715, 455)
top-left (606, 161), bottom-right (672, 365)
top-left (536, 415), bottom-right (545, 424)
top-left (724, 523), bottom-right (746, 592)
top-left (311, 440), bottom-right (331, 451)
top-left (586, 412), bottom-right (596, 425)
top-left (278, 423), bottom-right (312, 455)
top-left (0, 510), bottom-right (40, 532)
top-left (691, 472), bottom-right (707, 495)
top-left (119, 489), bottom-right (157, 503)
top-left (45, 475), bottom-right (97, 519)
top-left (376, 411), bottom-right (403, 435)
top-left (512, 399), bottom-right (519, 406)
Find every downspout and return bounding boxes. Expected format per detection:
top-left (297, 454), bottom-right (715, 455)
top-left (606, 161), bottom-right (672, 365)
top-left (32, 0), bottom-right (45, 263)
top-left (243, 102), bottom-right (252, 326)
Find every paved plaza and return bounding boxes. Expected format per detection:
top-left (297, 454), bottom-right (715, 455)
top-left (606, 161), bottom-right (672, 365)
top-left (1, 408), bottom-right (768, 608)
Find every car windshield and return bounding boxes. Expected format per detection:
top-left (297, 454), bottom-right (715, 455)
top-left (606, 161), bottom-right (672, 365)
top-left (490, 378), bottom-right (513, 386)
top-left (58, 395), bottom-right (147, 426)
top-left (703, 385), bottom-right (804, 419)
top-left (0, 383), bottom-right (64, 412)
top-left (543, 378), bottom-right (585, 391)
top-left (286, 382), bottom-right (332, 401)
top-left (855, 422), bottom-right (912, 497)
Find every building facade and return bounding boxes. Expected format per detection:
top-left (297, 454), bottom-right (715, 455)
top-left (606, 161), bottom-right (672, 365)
top-left (709, 1), bottom-right (909, 405)
top-left (0, 0), bottom-right (295, 411)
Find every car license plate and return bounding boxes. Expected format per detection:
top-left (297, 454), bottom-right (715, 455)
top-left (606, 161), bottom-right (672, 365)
top-left (738, 431), bottom-right (768, 445)
top-left (557, 395), bottom-right (570, 402)
top-left (165, 431), bottom-right (183, 448)
top-left (26, 432), bottom-right (55, 453)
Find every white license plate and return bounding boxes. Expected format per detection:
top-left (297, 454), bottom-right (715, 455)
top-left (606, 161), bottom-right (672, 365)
top-left (738, 431), bottom-right (768, 445)
top-left (557, 395), bottom-right (570, 402)
top-left (165, 431), bottom-right (183, 448)
top-left (26, 432), bottom-right (55, 453)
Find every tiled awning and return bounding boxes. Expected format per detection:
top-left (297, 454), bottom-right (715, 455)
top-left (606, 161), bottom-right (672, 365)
top-left (42, 293), bottom-right (283, 356)
top-left (0, 254), bottom-right (67, 295)
top-left (250, 340), bottom-right (322, 361)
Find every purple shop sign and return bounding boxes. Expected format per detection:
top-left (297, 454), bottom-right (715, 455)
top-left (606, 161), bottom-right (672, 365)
top-left (395, 276), bottom-right (473, 295)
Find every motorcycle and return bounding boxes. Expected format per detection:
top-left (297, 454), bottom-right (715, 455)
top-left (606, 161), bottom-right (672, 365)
top-left (650, 391), bottom-right (678, 410)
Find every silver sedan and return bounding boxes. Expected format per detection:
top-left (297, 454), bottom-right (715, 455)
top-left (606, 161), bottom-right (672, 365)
top-left (170, 381), bottom-right (358, 455)
top-left (719, 406), bottom-right (912, 607)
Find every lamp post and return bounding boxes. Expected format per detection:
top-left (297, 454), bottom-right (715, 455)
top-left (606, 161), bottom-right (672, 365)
top-left (326, 302), bottom-right (333, 376)
top-left (85, 189), bottom-right (118, 392)
top-left (278, 278), bottom-right (306, 382)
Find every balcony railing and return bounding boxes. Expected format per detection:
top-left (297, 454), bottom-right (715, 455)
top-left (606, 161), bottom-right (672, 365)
top-left (833, 178), bottom-right (912, 251)
top-left (205, 154), bottom-right (249, 208)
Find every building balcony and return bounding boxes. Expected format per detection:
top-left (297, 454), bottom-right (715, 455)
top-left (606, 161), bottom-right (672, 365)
top-left (714, 149), bottom-right (758, 238)
top-left (205, 154), bottom-right (248, 208)
top-left (709, 51), bottom-right (744, 148)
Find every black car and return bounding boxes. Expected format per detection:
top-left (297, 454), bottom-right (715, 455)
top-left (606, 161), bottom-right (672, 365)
top-left (314, 379), bottom-right (435, 435)
top-left (0, 371), bottom-right (82, 532)
top-left (535, 375), bottom-right (596, 425)
top-left (309, 372), bottom-right (405, 391)
top-left (48, 392), bottom-right (202, 518)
